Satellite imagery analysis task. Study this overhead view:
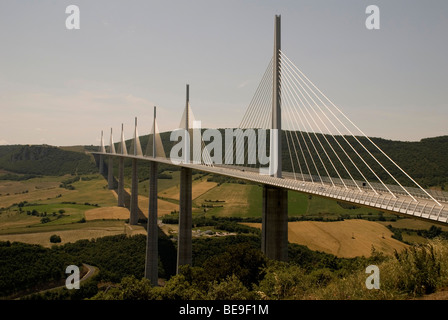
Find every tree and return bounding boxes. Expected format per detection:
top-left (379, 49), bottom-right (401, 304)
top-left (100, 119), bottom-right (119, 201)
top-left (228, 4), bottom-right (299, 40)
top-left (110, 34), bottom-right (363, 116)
top-left (41, 217), bottom-right (51, 224)
top-left (202, 243), bottom-right (266, 288)
top-left (50, 235), bottom-right (61, 243)
top-left (207, 274), bottom-right (256, 300)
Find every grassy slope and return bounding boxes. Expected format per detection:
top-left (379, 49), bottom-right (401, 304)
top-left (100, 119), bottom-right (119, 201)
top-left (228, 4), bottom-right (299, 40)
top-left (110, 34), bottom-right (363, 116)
top-left (0, 174), bottom-right (121, 239)
top-left (0, 145), bottom-right (97, 176)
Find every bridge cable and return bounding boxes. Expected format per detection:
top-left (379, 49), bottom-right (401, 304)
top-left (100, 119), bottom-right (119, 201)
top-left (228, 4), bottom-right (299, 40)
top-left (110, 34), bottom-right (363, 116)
top-left (282, 59), bottom-right (360, 190)
top-left (281, 67), bottom-right (334, 185)
top-left (284, 127), bottom-right (297, 180)
top-left (281, 52), bottom-right (430, 200)
top-left (230, 58), bottom-right (273, 169)
top-left (281, 64), bottom-right (346, 189)
top-left (283, 103), bottom-right (305, 181)
top-left (282, 86), bottom-right (319, 184)
top-left (281, 52), bottom-right (397, 197)
top-left (280, 52), bottom-right (378, 193)
top-left (281, 57), bottom-right (365, 192)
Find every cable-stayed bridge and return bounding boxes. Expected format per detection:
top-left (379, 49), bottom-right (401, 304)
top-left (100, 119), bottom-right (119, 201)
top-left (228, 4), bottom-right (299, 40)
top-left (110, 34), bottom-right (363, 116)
top-left (91, 15), bottom-right (448, 285)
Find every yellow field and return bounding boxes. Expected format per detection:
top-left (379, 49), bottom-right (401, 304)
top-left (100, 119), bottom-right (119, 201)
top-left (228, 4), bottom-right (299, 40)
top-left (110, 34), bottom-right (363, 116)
top-left (84, 206), bottom-right (130, 220)
top-left (0, 179), bottom-right (71, 208)
top-left (194, 183), bottom-right (252, 216)
top-left (137, 195), bottom-right (179, 218)
top-left (160, 180), bottom-right (218, 200)
top-left (0, 175), bottom-right (118, 209)
top-left (0, 223), bottom-right (125, 248)
top-left (378, 218), bottom-right (448, 232)
top-left (244, 219), bottom-right (408, 258)
top-left (0, 212), bottom-right (41, 231)
top-left (53, 178), bottom-right (117, 207)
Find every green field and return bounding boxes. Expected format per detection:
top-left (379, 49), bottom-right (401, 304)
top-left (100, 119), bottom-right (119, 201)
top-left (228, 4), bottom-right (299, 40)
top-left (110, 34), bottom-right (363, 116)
top-left (51, 176), bottom-right (118, 207)
top-left (0, 174), bottom-right (122, 239)
top-left (0, 170), bottom-right (441, 248)
top-left (189, 180), bottom-right (387, 219)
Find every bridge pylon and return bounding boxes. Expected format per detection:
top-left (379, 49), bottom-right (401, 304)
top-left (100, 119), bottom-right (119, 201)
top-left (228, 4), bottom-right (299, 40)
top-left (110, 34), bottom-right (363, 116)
top-left (262, 14), bottom-right (288, 261)
top-left (98, 130), bottom-right (106, 175)
top-left (107, 128), bottom-right (116, 190)
top-left (177, 84), bottom-right (193, 272)
top-left (145, 106), bottom-right (159, 286)
top-left (117, 124), bottom-right (127, 207)
top-left (130, 117), bottom-right (142, 225)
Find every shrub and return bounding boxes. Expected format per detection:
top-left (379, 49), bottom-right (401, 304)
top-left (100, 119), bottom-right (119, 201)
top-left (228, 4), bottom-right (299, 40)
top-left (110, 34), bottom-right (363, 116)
top-left (391, 243), bottom-right (441, 296)
top-left (50, 235), bottom-right (62, 243)
top-left (40, 217), bottom-right (51, 224)
top-left (207, 274), bottom-right (256, 300)
top-left (256, 262), bottom-right (310, 299)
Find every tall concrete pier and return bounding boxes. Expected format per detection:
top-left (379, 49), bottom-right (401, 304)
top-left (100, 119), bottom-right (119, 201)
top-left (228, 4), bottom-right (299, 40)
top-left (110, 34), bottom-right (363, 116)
top-left (99, 155), bottom-right (104, 175)
top-left (130, 118), bottom-right (142, 225)
top-left (107, 128), bottom-right (116, 190)
top-left (262, 15), bottom-right (288, 261)
top-left (129, 158), bottom-right (139, 225)
top-left (108, 157), bottom-right (114, 189)
top-left (271, 14), bottom-right (282, 178)
top-left (117, 124), bottom-right (127, 207)
top-left (117, 158), bottom-right (125, 207)
top-left (145, 106), bottom-right (159, 285)
top-left (262, 186), bottom-right (288, 260)
top-left (177, 84), bottom-right (193, 272)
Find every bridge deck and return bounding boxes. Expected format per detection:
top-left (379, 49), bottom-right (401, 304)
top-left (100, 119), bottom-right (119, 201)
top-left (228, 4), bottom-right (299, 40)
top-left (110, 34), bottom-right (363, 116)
top-left (92, 152), bottom-right (448, 225)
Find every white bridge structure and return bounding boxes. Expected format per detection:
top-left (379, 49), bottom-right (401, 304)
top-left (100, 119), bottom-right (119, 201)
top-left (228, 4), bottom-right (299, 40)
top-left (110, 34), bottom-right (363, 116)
top-left (91, 15), bottom-right (448, 286)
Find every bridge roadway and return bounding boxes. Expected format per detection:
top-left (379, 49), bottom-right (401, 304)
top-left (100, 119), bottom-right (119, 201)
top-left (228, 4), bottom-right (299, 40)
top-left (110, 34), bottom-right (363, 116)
top-left (92, 152), bottom-right (448, 225)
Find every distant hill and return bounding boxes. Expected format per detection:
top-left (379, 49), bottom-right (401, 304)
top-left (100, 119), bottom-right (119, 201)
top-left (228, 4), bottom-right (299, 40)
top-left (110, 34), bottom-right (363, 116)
top-left (366, 135), bottom-right (448, 188)
top-left (0, 145), bottom-right (97, 176)
top-left (0, 133), bottom-right (447, 189)
top-left (135, 132), bottom-right (448, 189)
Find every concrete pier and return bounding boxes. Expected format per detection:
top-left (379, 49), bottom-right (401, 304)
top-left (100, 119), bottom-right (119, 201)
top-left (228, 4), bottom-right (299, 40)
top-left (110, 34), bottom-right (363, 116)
top-left (98, 130), bottom-right (106, 175)
top-left (262, 185), bottom-right (288, 261)
top-left (145, 107), bottom-right (160, 285)
top-left (145, 161), bottom-right (158, 285)
top-left (99, 155), bottom-right (104, 175)
top-left (117, 157), bottom-right (125, 207)
top-left (260, 15), bottom-right (288, 261)
top-left (129, 158), bottom-right (139, 225)
top-left (177, 166), bottom-right (192, 272)
top-left (107, 156), bottom-right (114, 190)
top-left (176, 85), bottom-right (193, 272)
top-left (107, 128), bottom-right (116, 190)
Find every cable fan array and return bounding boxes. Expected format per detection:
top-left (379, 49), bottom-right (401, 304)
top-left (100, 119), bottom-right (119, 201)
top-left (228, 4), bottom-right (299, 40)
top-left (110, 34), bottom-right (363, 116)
top-left (230, 51), bottom-right (440, 205)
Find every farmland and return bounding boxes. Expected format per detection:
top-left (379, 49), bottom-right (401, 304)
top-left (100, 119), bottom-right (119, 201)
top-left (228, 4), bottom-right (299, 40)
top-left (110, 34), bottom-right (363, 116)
top-left (0, 168), bottom-right (446, 255)
top-left (244, 220), bottom-right (409, 258)
top-left (1, 165), bottom-right (448, 301)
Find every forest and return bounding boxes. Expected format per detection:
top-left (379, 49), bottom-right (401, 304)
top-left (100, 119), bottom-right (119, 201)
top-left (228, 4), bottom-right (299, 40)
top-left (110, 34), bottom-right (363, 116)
top-left (2, 221), bottom-right (448, 300)
top-left (0, 227), bottom-right (367, 300)
top-left (0, 145), bottom-right (97, 176)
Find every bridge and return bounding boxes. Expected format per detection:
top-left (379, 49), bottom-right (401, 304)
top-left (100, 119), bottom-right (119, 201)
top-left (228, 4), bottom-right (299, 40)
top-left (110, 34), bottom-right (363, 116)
top-left (91, 15), bottom-right (448, 286)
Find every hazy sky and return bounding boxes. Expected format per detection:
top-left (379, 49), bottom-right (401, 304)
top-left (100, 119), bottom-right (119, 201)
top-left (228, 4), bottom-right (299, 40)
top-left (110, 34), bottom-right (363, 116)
top-left (0, 0), bottom-right (447, 146)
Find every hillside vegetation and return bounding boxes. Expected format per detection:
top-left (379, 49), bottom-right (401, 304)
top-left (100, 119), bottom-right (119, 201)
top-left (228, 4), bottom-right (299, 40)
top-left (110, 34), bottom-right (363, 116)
top-left (129, 133), bottom-right (448, 189)
top-left (4, 233), bottom-right (448, 300)
top-left (1, 134), bottom-right (447, 189)
top-left (0, 145), bottom-right (97, 176)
